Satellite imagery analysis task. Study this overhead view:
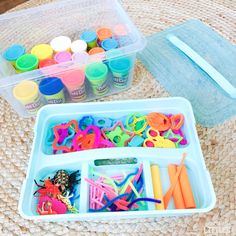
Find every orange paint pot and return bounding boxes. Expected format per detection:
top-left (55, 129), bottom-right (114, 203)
top-left (89, 47), bottom-right (105, 55)
top-left (147, 112), bottom-right (170, 131)
top-left (88, 47), bottom-right (106, 62)
top-left (96, 27), bottom-right (113, 42)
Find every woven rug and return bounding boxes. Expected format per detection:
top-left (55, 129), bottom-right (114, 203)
top-left (0, 0), bottom-right (235, 235)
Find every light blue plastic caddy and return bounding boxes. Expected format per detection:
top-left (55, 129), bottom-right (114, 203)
top-left (19, 98), bottom-right (216, 221)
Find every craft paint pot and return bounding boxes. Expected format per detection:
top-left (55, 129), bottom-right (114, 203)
top-left (85, 62), bottom-right (109, 96)
top-left (39, 58), bottom-right (57, 68)
top-left (39, 77), bottom-right (65, 104)
top-left (13, 80), bottom-right (42, 114)
top-left (50, 36), bottom-right (71, 52)
top-left (54, 51), bottom-right (72, 64)
top-left (3, 44), bottom-right (25, 66)
top-left (101, 38), bottom-right (118, 51)
top-left (72, 52), bottom-right (89, 64)
top-left (71, 40), bottom-right (87, 53)
top-left (108, 57), bottom-right (131, 88)
top-left (60, 69), bottom-right (86, 102)
top-left (96, 27), bottom-right (112, 46)
top-left (88, 47), bottom-right (105, 55)
top-left (113, 24), bottom-right (130, 46)
top-left (31, 44), bottom-right (53, 61)
top-left (88, 47), bottom-right (105, 62)
top-left (80, 31), bottom-right (97, 49)
top-left (114, 24), bottom-right (128, 37)
top-left (15, 54), bottom-right (39, 73)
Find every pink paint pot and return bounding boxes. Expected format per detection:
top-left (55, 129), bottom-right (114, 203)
top-left (60, 69), bottom-right (86, 102)
top-left (54, 51), bottom-right (72, 64)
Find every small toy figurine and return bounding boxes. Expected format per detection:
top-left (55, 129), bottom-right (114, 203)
top-left (53, 170), bottom-right (81, 195)
top-left (34, 179), bottom-right (61, 198)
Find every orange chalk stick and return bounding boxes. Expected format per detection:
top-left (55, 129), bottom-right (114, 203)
top-left (178, 165), bottom-right (196, 209)
top-left (163, 153), bottom-right (186, 209)
top-left (168, 165), bottom-right (185, 209)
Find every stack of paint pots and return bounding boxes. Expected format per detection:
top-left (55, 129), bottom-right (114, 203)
top-left (4, 25), bottom-right (132, 115)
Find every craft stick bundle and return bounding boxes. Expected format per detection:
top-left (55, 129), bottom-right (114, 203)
top-left (151, 153), bottom-right (196, 210)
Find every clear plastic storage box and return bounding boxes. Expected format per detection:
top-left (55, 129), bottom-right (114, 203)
top-left (0, 0), bottom-right (146, 117)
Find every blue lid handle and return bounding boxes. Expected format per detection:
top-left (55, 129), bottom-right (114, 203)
top-left (166, 34), bottom-right (236, 99)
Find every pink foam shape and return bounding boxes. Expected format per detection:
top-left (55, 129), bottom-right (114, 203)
top-left (38, 196), bottom-right (67, 214)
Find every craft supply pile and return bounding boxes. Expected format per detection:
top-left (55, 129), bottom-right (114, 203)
top-left (46, 112), bottom-right (187, 154)
top-left (33, 153), bottom-right (196, 215)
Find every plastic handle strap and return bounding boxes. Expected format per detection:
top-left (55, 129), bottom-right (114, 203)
top-left (166, 34), bottom-right (236, 99)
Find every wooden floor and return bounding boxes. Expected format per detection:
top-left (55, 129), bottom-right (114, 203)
top-left (0, 0), bottom-right (29, 14)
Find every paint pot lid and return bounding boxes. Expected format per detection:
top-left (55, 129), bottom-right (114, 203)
top-left (39, 77), bottom-right (64, 95)
top-left (13, 80), bottom-right (38, 102)
top-left (31, 44), bottom-right (53, 61)
top-left (96, 28), bottom-right (113, 41)
top-left (71, 40), bottom-right (87, 53)
top-left (114, 24), bottom-right (128, 36)
top-left (54, 51), bottom-right (72, 63)
top-left (50, 36), bottom-right (71, 52)
top-left (88, 47), bottom-right (105, 55)
top-left (3, 44), bottom-right (26, 61)
top-left (101, 39), bottom-right (118, 51)
top-left (72, 52), bottom-right (89, 64)
top-left (16, 54), bottom-right (39, 71)
top-left (109, 57), bottom-right (131, 73)
top-left (80, 31), bottom-right (97, 43)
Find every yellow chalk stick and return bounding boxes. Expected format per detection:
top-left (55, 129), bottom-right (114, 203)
top-left (151, 164), bottom-right (164, 210)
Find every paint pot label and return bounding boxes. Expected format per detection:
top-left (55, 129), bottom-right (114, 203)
top-left (71, 86), bottom-right (86, 101)
top-left (24, 96), bottom-right (42, 114)
top-left (94, 81), bottom-right (108, 95)
top-left (113, 75), bottom-right (128, 87)
top-left (47, 98), bottom-right (64, 104)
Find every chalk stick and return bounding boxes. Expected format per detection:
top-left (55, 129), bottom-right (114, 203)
top-left (163, 153), bottom-right (186, 209)
top-left (178, 165), bottom-right (196, 208)
top-left (168, 164), bottom-right (185, 209)
top-left (151, 165), bottom-right (164, 210)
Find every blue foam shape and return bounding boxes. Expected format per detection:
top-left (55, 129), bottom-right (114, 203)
top-left (128, 135), bottom-right (144, 147)
top-left (138, 19), bottom-right (236, 127)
